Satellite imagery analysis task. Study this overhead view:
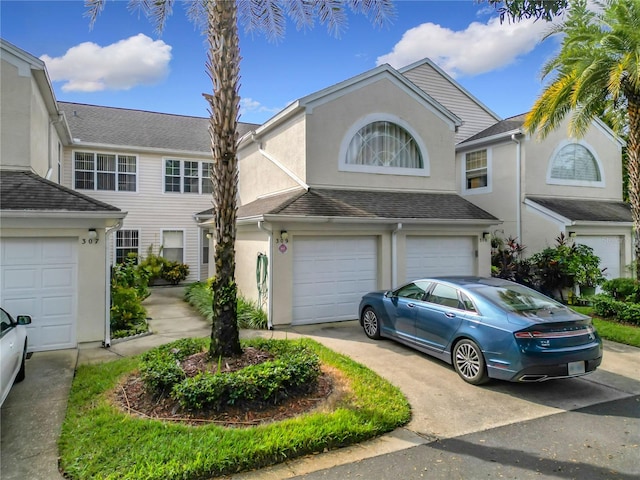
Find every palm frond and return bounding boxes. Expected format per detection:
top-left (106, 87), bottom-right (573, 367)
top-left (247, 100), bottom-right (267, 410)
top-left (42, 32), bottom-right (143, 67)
top-left (84, 0), bottom-right (106, 29)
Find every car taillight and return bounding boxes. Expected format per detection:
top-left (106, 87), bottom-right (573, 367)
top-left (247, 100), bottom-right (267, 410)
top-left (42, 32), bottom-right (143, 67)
top-left (514, 325), bottom-right (595, 339)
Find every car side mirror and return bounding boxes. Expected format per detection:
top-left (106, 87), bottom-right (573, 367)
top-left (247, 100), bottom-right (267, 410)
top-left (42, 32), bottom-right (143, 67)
top-left (384, 291), bottom-right (393, 298)
top-left (16, 315), bottom-right (32, 326)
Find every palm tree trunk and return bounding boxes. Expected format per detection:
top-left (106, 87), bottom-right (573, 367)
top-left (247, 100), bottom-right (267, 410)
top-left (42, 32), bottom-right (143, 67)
top-left (206, 0), bottom-right (242, 358)
top-left (626, 92), bottom-right (640, 281)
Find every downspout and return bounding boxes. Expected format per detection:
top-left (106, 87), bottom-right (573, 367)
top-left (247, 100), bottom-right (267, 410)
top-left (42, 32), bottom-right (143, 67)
top-left (103, 221), bottom-right (122, 347)
top-left (46, 114), bottom-right (63, 180)
top-left (511, 133), bottom-right (523, 242)
top-left (258, 221), bottom-right (274, 330)
top-left (391, 223), bottom-right (403, 287)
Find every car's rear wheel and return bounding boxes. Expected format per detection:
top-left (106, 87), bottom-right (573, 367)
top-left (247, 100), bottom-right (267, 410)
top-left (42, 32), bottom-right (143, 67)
top-left (15, 340), bottom-right (27, 383)
top-left (362, 307), bottom-right (381, 339)
top-left (453, 339), bottom-right (489, 385)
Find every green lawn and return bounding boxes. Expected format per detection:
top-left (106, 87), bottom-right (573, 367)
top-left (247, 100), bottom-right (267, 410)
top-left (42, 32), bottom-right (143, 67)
top-left (58, 338), bottom-right (411, 480)
top-left (572, 306), bottom-right (640, 348)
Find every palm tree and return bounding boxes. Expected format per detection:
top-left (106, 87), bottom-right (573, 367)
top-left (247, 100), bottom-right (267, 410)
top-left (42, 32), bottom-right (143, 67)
top-left (524, 0), bottom-right (640, 279)
top-left (86, 0), bottom-right (395, 357)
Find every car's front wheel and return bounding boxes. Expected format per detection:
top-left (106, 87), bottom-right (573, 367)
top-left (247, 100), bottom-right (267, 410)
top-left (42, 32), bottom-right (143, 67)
top-left (361, 307), bottom-right (381, 339)
top-left (452, 339), bottom-right (489, 385)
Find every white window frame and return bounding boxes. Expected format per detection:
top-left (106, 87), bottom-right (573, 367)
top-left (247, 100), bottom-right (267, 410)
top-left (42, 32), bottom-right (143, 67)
top-left (462, 148), bottom-right (492, 195)
top-left (73, 150), bottom-right (138, 192)
top-left (338, 113), bottom-right (430, 177)
top-left (164, 159), bottom-right (213, 194)
top-left (546, 139), bottom-right (605, 187)
top-left (161, 229), bottom-right (185, 263)
top-left (114, 229), bottom-right (140, 264)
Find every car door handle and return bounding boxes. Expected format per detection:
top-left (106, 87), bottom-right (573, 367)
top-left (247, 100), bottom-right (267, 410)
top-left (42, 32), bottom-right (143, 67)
top-left (407, 303), bottom-right (416, 308)
top-left (445, 312), bottom-right (456, 318)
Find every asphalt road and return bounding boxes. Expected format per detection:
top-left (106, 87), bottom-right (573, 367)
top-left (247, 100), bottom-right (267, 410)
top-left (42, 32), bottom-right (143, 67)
top-left (293, 395), bottom-right (640, 480)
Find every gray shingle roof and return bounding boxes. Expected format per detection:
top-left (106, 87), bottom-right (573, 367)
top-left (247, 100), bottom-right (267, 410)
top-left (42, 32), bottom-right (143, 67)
top-left (217, 188), bottom-right (498, 222)
top-left (59, 102), bottom-right (260, 153)
top-left (459, 113), bottom-right (527, 145)
top-left (1, 171), bottom-right (121, 212)
top-left (527, 196), bottom-right (631, 223)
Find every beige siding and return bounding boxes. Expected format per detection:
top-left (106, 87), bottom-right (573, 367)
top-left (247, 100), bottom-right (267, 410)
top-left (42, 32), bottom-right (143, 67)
top-left (1, 55), bottom-right (62, 178)
top-left (238, 115), bottom-right (305, 205)
top-left (305, 78), bottom-right (457, 192)
top-left (402, 62), bottom-right (499, 144)
top-left (62, 148), bottom-right (213, 282)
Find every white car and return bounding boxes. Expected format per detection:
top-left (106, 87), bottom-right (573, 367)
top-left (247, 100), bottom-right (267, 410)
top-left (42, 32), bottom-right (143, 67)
top-left (0, 307), bottom-right (31, 406)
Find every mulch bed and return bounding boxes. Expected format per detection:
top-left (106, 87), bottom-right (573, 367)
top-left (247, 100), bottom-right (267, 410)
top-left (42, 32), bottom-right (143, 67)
top-left (112, 347), bottom-right (343, 427)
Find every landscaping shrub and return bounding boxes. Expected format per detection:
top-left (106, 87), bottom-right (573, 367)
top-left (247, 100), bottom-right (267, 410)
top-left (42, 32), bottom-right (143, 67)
top-left (490, 234), bottom-right (534, 286)
top-left (591, 294), bottom-right (640, 325)
top-left (110, 285), bottom-right (147, 334)
top-left (162, 261), bottom-right (190, 285)
top-left (139, 338), bottom-right (208, 392)
top-left (602, 277), bottom-right (638, 301)
top-left (185, 281), bottom-right (268, 329)
top-left (139, 337), bottom-right (321, 411)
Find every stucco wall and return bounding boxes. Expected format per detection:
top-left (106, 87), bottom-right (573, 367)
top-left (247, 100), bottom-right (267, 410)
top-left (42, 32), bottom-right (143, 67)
top-left (1, 221), bottom-right (111, 346)
top-left (305, 78), bottom-right (457, 191)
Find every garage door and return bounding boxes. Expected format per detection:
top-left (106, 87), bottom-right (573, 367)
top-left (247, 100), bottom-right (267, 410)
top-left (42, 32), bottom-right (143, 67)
top-left (576, 236), bottom-right (621, 281)
top-left (405, 236), bottom-right (475, 282)
top-left (0, 238), bottom-right (77, 352)
top-left (293, 237), bottom-right (377, 325)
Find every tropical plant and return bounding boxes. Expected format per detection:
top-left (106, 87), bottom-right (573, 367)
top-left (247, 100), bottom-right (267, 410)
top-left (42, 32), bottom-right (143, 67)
top-left (86, 0), bottom-right (395, 358)
top-left (524, 0), bottom-right (640, 279)
top-left (490, 233), bottom-right (534, 285)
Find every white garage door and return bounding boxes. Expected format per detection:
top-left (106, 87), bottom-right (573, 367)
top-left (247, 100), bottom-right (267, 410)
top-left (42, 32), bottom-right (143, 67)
top-left (405, 236), bottom-right (475, 282)
top-left (0, 238), bottom-right (77, 352)
top-left (293, 237), bottom-right (377, 325)
top-left (576, 236), bottom-right (621, 281)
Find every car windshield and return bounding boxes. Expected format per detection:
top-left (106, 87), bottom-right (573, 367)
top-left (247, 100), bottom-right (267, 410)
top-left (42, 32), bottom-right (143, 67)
top-left (474, 284), bottom-right (564, 313)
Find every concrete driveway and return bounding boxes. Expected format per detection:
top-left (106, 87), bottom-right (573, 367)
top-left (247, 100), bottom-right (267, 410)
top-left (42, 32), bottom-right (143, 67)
top-left (235, 321), bottom-right (640, 479)
top-left (1, 287), bottom-right (638, 479)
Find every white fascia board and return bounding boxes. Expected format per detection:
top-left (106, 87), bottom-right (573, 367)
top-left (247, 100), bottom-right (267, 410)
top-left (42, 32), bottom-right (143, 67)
top-left (399, 58), bottom-right (501, 122)
top-left (238, 214), bottom-right (501, 227)
top-left (456, 128), bottom-right (524, 151)
top-left (571, 220), bottom-right (632, 227)
top-left (238, 102), bottom-right (305, 147)
top-left (1, 210), bottom-right (127, 220)
top-left (303, 66), bottom-right (462, 130)
top-left (524, 198), bottom-right (571, 225)
top-left (70, 141), bottom-right (210, 158)
top-left (592, 117), bottom-right (626, 148)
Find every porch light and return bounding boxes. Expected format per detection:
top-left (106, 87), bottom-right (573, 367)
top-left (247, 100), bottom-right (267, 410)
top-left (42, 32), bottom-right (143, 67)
top-left (482, 232), bottom-right (491, 241)
top-left (88, 228), bottom-right (98, 240)
top-left (280, 230), bottom-right (289, 243)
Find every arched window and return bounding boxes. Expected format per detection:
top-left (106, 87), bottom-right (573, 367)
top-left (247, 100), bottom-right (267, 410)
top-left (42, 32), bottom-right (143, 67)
top-left (550, 143), bottom-right (602, 182)
top-left (345, 121), bottom-right (423, 169)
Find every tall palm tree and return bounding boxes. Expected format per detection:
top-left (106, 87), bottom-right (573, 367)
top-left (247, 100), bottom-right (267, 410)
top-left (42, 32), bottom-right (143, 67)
top-left (86, 0), bottom-right (395, 357)
top-left (524, 0), bottom-right (640, 278)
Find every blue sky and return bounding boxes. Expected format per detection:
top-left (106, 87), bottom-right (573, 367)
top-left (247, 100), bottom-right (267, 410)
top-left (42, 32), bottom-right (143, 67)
top-left (1, 0), bottom-right (563, 125)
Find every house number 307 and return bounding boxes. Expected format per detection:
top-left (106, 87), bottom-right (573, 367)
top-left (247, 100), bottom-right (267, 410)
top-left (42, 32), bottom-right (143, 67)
top-left (81, 238), bottom-right (99, 244)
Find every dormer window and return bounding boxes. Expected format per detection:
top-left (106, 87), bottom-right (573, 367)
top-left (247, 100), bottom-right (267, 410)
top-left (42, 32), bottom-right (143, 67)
top-left (339, 114), bottom-right (429, 176)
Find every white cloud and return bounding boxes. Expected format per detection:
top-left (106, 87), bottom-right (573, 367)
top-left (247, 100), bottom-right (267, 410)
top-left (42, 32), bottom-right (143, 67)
top-left (376, 16), bottom-right (555, 78)
top-left (240, 97), bottom-right (282, 117)
top-left (40, 34), bottom-right (171, 92)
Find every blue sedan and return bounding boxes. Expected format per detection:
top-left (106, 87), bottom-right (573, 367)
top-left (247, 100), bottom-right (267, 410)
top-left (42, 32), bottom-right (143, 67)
top-left (359, 276), bottom-right (602, 385)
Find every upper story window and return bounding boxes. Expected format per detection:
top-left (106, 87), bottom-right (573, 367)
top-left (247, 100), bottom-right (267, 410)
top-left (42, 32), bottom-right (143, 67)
top-left (74, 152), bottom-right (136, 192)
top-left (548, 142), bottom-right (603, 185)
top-left (339, 114), bottom-right (429, 177)
top-left (462, 148), bottom-right (491, 195)
top-left (165, 159), bottom-right (214, 194)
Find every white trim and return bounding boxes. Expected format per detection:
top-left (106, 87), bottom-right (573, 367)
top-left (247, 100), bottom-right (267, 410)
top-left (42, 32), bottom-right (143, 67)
top-left (462, 147), bottom-right (492, 196)
top-left (160, 228), bottom-right (186, 263)
top-left (546, 139), bottom-right (605, 187)
top-left (338, 113), bottom-right (430, 177)
top-left (71, 149), bottom-right (139, 193)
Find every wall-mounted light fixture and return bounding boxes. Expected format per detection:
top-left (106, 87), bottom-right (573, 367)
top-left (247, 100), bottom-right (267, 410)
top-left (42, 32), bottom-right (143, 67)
top-left (482, 231), bottom-right (491, 241)
top-left (205, 231), bottom-right (213, 239)
top-left (88, 228), bottom-right (98, 240)
top-left (568, 231), bottom-right (577, 238)
top-left (280, 230), bottom-right (289, 244)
